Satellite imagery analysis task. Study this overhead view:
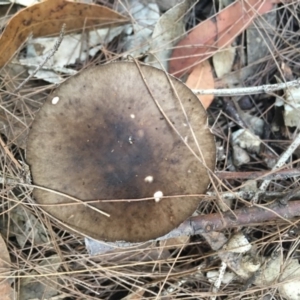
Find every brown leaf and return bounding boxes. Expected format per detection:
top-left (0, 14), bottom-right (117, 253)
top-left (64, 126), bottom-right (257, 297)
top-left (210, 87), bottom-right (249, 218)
top-left (169, 0), bottom-right (274, 77)
top-left (185, 60), bottom-right (214, 109)
top-left (0, 0), bottom-right (129, 68)
top-left (0, 234), bottom-right (14, 300)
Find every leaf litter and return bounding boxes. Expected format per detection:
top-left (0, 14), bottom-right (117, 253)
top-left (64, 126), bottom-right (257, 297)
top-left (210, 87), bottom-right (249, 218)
top-left (1, 0), bottom-right (300, 299)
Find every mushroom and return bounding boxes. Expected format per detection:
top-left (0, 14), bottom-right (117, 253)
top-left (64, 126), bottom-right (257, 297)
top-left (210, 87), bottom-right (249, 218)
top-left (26, 62), bottom-right (215, 242)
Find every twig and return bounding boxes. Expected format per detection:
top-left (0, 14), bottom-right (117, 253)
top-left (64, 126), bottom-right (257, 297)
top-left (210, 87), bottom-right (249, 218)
top-left (14, 24), bottom-right (66, 94)
top-left (87, 200), bottom-right (300, 255)
top-left (192, 78), bottom-right (300, 96)
top-left (206, 190), bottom-right (300, 201)
top-left (216, 169), bottom-right (300, 180)
top-left (164, 201), bottom-right (300, 239)
top-left (278, 185), bottom-right (300, 205)
top-left (222, 97), bottom-right (248, 128)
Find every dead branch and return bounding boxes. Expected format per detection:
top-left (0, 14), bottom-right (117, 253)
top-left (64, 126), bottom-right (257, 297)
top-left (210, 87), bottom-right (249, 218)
top-left (161, 200), bottom-right (300, 240)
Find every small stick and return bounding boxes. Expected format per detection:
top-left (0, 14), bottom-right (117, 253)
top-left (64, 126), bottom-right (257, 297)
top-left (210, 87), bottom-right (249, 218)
top-left (222, 97), bottom-right (248, 128)
top-left (208, 189), bottom-right (300, 201)
top-left (216, 169), bottom-right (300, 180)
top-left (279, 186), bottom-right (300, 205)
top-left (163, 200), bottom-right (300, 239)
top-left (87, 200), bottom-right (300, 255)
top-left (192, 78), bottom-right (300, 96)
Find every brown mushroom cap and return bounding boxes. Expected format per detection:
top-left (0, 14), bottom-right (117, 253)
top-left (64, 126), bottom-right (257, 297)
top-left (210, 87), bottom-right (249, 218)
top-left (26, 62), bottom-right (215, 242)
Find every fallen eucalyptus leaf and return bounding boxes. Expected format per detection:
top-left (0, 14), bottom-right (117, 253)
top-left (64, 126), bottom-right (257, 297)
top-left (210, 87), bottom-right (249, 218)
top-left (0, 0), bottom-right (128, 67)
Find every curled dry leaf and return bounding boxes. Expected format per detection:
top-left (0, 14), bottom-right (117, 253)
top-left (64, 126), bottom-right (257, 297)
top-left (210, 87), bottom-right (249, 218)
top-left (0, 0), bottom-right (129, 68)
top-left (169, 0), bottom-right (274, 77)
top-left (231, 128), bottom-right (261, 154)
top-left (185, 60), bottom-right (214, 109)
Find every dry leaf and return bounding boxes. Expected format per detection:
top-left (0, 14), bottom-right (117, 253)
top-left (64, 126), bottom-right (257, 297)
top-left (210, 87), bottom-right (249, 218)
top-left (19, 25), bottom-right (123, 83)
top-left (169, 0), bottom-right (274, 77)
top-left (0, 112), bottom-right (31, 148)
top-left (146, 0), bottom-right (195, 70)
top-left (212, 46), bottom-right (236, 78)
top-left (275, 85), bottom-right (300, 128)
top-left (19, 255), bottom-right (61, 300)
top-left (226, 232), bottom-right (251, 254)
top-left (10, 206), bottom-right (51, 247)
top-left (0, 0), bottom-right (128, 68)
top-left (246, 9), bottom-right (276, 76)
top-left (122, 1), bottom-right (159, 56)
top-left (254, 255), bottom-right (281, 286)
top-left (0, 234), bottom-right (14, 300)
top-left (231, 128), bottom-right (261, 154)
top-left (279, 259), bottom-right (300, 300)
top-left (185, 60), bottom-right (214, 109)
